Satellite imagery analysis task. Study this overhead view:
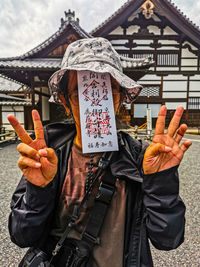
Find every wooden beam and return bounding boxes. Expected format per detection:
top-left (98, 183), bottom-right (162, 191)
top-left (34, 91), bottom-right (50, 97)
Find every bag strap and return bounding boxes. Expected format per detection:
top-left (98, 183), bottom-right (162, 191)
top-left (50, 151), bottom-right (113, 259)
top-left (82, 167), bottom-right (116, 247)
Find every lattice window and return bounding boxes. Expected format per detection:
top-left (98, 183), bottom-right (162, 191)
top-left (133, 53), bottom-right (154, 59)
top-left (188, 97), bottom-right (200, 109)
top-left (139, 85), bottom-right (160, 97)
top-left (133, 51), bottom-right (179, 66)
top-left (157, 53), bottom-right (179, 66)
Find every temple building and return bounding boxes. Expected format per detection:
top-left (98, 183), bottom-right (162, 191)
top-left (0, 0), bottom-right (200, 129)
top-left (0, 74), bottom-right (31, 130)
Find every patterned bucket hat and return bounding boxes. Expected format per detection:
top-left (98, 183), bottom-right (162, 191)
top-left (48, 37), bottom-right (143, 104)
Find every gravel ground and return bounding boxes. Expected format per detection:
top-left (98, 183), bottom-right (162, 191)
top-left (0, 135), bottom-right (199, 267)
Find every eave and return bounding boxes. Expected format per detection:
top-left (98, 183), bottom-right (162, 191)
top-left (0, 57), bottom-right (153, 72)
top-left (91, 0), bottom-right (200, 49)
top-left (0, 93), bottom-right (32, 106)
top-left (0, 74), bottom-right (30, 93)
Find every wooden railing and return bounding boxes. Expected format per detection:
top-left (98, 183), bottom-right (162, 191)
top-left (0, 129), bottom-right (18, 144)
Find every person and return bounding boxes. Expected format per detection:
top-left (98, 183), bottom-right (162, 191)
top-left (7, 37), bottom-right (192, 267)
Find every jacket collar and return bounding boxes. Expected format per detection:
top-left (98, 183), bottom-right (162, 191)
top-left (44, 122), bottom-right (144, 183)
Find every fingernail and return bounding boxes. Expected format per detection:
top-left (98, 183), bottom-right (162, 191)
top-left (35, 163), bottom-right (41, 168)
top-left (35, 153), bottom-right (40, 159)
top-left (39, 149), bottom-right (47, 156)
top-left (165, 146), bottom-right (172, 152)
top-left (176, 106), bottom-right (184, 116)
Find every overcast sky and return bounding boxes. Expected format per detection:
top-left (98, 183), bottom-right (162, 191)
top-left (0, 0), bottom-right (199, 58)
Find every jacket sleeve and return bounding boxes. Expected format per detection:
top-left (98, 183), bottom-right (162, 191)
top-left (8, 174), bottom-right (57, 248)
top-left (142, 165), bottom-right (186, 250)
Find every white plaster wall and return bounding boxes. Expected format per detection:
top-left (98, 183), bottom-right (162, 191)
top-left (2, 106), bottom-right (24, 130)
top-left (183, 41), bottom-right (198, 50)
top-left (140, 80), bottom-right (160, 85)
top-left (190, 82), bottom-right (200, 91)
top-left (139, 74), bottom-right (160, 81)
top-left (109, 26), bottom-right (123, 35)
top-left (147, 25), bottom-right (160, 35)
top-left (181, 58), bottom-right (198, 66)
top-left (165, 102), bottom-right (186, 109)
top-left (126, 25), bottom-right (140, 34)
top-left (191, 75), bottom-right (200, 80)
top-left (163, 26), bottom-right (177, 35)
top-left (113, 45), bottom-right (129, 50)
top-left (181, 66), bottom-right (198, 71)
top-left (156, 67), bottom-right (179, 71)
top-left (134, 104), bottom-right (161, 118)
top-left (189, 92), bottom-right (200, 97)
top-left (163, 92), bottom-right (187, 98)
top-left (163, 80), bottom-right (187, 92)
top-left (157, 46), bottom-right (179, 50)
top-left (182, 48), bottom-right (197, 58)
top-left (111, 40), bottom-right (127, 45)
top-left (133, 46), bottom-right (154, 50)
top-left (163, 75), bottom-right (187, 80)
top-left (134, 39), bottom-right (152, 45)
top-left (42, 96), bottom-right (50, 121)
top-left (2, 106), bottom-right (23, 111)
top-left (163, 80), bottom-right (187, 98)
top-left (159, 40), bottom-right (179, 45)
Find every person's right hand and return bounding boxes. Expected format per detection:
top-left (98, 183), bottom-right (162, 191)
top-left (7, 110), bottom-right (58, 187)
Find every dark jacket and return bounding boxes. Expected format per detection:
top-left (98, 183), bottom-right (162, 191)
top-left (8, 122), bottom-right (186, 267)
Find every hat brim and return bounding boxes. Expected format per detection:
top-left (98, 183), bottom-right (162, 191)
top-left (48, 61), bottom-right (142, 104)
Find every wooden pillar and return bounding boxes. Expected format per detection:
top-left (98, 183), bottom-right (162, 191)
top-left (160, 76), bottom-right (164, 98)
top-left (31, 74), bottom-right (35, 108)
top-left (185, 75), bottom-right (190, 124)
top-left (178, 42), bottom-right (182, 71)
top-left (0, 106), bottom-right (2, 127)
top-left (131, 103), bottom-right (134, 124)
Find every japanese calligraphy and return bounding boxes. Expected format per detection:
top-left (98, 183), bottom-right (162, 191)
top-left (78, 70), bottom-right (119, 153)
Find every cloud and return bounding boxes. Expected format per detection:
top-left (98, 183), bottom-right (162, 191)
top-left (0, 0), bottom-right (199, 58)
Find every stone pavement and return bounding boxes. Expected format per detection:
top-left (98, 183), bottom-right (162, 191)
top-left (0, 135), bottom-right (199, 266)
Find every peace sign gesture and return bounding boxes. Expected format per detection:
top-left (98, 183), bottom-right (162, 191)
top-left (7, 110), bottom-right (58, 187)
top-left (143, 105), bottom-right (192, 174)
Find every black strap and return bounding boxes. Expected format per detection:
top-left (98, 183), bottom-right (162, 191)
top-left (82, 167), bottom-right (116, 247)
top-left (50, 151), bottom-right (113, 259)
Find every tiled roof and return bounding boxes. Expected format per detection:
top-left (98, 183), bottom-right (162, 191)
top-left (0, 74), bottom-right (30, 93)
top-left (91, 0), bottom-right (200, 35)
top-left (0, 101), bottom-right (32, 106)
top-left (0, 57), bottom-right (153, 70)
top-left (0, 59), bottom-right (61, 70)
top-left (18, 21), bottom-right (92, 60)
top-left (0, 93), bottom-right (32, 106)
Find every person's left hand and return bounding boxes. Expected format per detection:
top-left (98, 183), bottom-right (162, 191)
top-left (143, 105), bottom-right (192, 174)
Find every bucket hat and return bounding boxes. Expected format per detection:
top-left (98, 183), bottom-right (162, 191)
top-left (48, 37), bottom-right (143, 104)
